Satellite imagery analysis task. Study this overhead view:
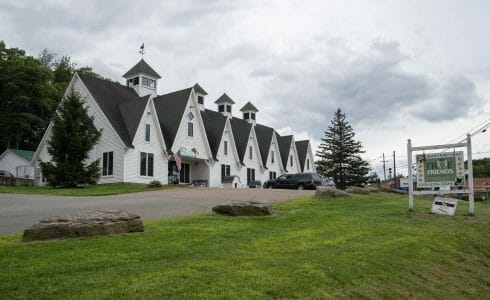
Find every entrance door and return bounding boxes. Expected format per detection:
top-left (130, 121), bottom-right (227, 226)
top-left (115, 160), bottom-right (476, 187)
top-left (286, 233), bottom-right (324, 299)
top-left (179, 163), bottom-right (190, 183)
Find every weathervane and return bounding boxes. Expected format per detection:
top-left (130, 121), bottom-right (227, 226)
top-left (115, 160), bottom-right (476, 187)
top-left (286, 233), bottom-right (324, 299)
top-left (139, 43), bottom-right (145, 57)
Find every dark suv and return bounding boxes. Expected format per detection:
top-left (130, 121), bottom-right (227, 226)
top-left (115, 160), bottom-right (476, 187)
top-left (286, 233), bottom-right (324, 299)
top-left (264, 173), bottom-right (322, 190)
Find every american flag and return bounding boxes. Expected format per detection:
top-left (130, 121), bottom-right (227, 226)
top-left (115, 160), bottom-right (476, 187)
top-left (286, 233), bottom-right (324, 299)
top-left (175, 152), bottom-right (182, 172)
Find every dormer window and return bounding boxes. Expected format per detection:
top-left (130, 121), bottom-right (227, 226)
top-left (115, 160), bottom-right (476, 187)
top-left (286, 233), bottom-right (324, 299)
top-left (251, 113), bottom-right (256, 120)
top-left (219, 105), bottom-right (225, 113)
top-left (244, 112), bottom-right (249, 119)
top-left (226, 105), bottom-right (231, 113)
top-left (198, 95), bottom-right (204, 104)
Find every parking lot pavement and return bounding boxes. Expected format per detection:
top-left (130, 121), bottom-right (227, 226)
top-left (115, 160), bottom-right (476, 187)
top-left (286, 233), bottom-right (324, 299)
top-left (0, 188), bottom-right (314, 235)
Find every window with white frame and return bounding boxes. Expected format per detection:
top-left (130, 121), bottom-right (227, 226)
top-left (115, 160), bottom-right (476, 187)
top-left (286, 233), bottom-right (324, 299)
top-left (188, 122), bottom-right (194, 137)
top-left (145, 124), bottom-right (150, 142)
top-left (140, 152), bottom-right (154, 177)
top-left (221, 164), bottom-right (231, 182)
top-left (142, 77), bottom-right (156, 89)
top-left (102, 151), bottom-right (113, 176)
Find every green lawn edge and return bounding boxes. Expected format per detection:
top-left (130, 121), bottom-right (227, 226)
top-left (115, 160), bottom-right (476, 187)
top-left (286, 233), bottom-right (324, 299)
top-left (1, 193), bottom-right (489, 299)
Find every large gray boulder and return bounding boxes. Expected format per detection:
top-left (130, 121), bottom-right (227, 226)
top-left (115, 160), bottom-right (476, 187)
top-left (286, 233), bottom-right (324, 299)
top-left (212, 201), bottom-right (272, 216)
top-left (23, 209), bottom-right (144, 242)
top-left (345, 186), bottom-right (370, 195)
top-left (315, 186), bottom-right (350, 198)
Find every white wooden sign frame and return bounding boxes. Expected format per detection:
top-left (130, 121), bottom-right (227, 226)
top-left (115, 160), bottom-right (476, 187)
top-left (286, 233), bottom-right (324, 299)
top-left (407, 134), bottom-right (475, 214)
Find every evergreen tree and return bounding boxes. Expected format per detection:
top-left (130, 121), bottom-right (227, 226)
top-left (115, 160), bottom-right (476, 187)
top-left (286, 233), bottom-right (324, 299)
top-left (316, 108), bottom-right (370, 189)
top-left (40, 89), bottom-right (101, 187)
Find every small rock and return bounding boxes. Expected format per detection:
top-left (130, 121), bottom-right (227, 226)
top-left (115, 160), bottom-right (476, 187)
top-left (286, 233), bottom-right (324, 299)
top-left (315, 186), bottom-right (350, 198)
top-left (23, 209), bottom-right (144, 242)
top-left (345, 187), bottom-right (370, 195)
top-left (212, 201), bottom-right (272, 216)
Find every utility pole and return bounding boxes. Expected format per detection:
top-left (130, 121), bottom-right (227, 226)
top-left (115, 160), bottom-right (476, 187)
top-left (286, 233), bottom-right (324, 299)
top-left (393, 150), bottom-right (397, 189)
top-left (382, 153), bottom-right (387, 181)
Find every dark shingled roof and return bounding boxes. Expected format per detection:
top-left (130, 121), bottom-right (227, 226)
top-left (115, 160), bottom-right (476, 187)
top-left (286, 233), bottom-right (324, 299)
top-left (277, 134), bottom-right (293, 170)
top-left (295, 140), bottom-right (310, 172)
top-left (193, 83), bottom-right (208, 95)
top-left (239, 101), bottom-right (259, 112)
top-left (254, 124), bottom-right (274, 167)
top-left (123, 59), bottom-right (162, 79)
top-left (230, 117), bottom-right (252, 164)
top-left (118, 95), bottom-right (150, 144)
top-left (78, 73), bottom-right (140, 147)
top-left (201, 109), bottom-right (227, 160)
top-left (214, 93), bottom-right (236, 104)
top-left (153, 88), bottom-right (193, 150)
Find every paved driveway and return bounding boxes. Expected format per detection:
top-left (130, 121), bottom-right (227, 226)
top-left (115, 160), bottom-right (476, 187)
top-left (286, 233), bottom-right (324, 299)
top-left (0, 188), bottom-right (314, 235)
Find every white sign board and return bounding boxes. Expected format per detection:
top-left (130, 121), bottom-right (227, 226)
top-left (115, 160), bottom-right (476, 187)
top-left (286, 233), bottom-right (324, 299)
top-left (399, 178), bottom-right (410, 191)
top-left (431, 197), bottom-right (458, 216)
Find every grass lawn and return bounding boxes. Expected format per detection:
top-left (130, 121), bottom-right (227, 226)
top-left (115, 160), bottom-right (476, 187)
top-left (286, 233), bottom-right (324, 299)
top-left (0, 183), bottom-right (184, 196)
top-left (1, 193), bottom-right (489, 299)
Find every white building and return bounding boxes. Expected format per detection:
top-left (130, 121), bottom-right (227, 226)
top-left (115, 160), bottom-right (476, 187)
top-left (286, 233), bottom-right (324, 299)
top-left (32, 59), bottom-right (316, 187)
top-left (0, 149), bottom-right (35, 178)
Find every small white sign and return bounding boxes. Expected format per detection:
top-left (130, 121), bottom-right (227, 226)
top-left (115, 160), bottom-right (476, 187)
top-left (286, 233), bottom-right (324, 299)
top-left (431, 197), bottom-right (458, 216)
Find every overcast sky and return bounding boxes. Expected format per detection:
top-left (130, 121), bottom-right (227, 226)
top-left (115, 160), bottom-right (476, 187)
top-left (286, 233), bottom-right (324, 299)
top-left (1, 0), bottom-right (489, 176)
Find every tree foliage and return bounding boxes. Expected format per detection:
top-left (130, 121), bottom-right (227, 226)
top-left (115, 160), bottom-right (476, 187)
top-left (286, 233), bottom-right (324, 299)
top-left (0, 41), bottom-right (102, 153)
top-left (316, 108), bottom-right (370, 189)
top-left (467, 157), bottom-right (490, 178)
top-left (40, 89), bottom-right (101, 187)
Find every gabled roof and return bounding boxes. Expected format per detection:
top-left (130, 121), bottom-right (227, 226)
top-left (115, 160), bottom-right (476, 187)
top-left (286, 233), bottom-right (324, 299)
top-left (201, 109), bottom-right (227, 160)
top-left (123, 59), bottom-right (162, 79)
top-left (118, 95), bottom-right (150, 144)
top-left (9, 149), bottom-right (35, 162)
top-left (277, 134), bottom-right (293, 169)
top-left (214, 93), bottom-right (236, 104)
top-left (193, 83), bottom-right (208, 95)
top-left (240, 101), bottom-right (259, 112)
top-left (229, 117), bottom-right (253, 164)
top-left (153, 88), bottom-right (193, 150)
top-left (295, 140), bottom-right (310, 172)
top-left (254, 124), bottom-right (274, 166)
top-left (78, 73), bottom-right (140, 147)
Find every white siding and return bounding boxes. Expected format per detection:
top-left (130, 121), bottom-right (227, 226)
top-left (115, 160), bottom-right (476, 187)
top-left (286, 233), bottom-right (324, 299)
top-left (242, 128), bottom-right (265, 185)
top-left (303, 143), bottom-right (316, 173)
top-left (0, 151), bottom-right (31, 177)
top-left (35, 75), bottom-right (127, 184)
top-left (264, 133), bottom-right (284, 180)
top-left (209, 120), bottom-right (244, 188)
top-left (123, 100), bottom-right (168, 184)
top-left (286, 138), bottom-right (301, 174)
top-left (171, 92), bottom-right (213, 161)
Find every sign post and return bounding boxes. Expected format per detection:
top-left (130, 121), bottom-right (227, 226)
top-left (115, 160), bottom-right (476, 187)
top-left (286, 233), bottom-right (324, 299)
top-left (406, 134), bottom-right (475, 214)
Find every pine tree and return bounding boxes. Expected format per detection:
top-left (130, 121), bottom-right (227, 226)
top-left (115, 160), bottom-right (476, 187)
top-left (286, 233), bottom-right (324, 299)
top-left (316, 108), bottom-right (369, 189)
top-left (40, 89), bottom-right (101, 187)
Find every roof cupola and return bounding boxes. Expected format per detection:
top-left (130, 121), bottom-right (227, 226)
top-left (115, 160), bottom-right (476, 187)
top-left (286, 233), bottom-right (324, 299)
top-left (214, 93), bottom-right (235, 118)
top-left (193, 83), bottom-right (208, 111)
top-left (123, 59), bottom-right (161, 98)
top-left (240, 101), bottom-right (259, 125)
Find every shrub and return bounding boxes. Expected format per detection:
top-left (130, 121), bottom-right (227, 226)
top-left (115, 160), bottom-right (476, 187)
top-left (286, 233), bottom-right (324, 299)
top-left (148, 180), bottom-right (162, 188)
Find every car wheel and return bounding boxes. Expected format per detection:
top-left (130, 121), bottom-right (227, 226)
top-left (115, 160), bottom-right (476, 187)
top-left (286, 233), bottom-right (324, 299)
top-left (297, 184), bottom-right (304, 190)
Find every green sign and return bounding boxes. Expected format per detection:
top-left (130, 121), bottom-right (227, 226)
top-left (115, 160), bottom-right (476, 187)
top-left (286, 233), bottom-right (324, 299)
top-left (416, 152), bottom-right (464, 188)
